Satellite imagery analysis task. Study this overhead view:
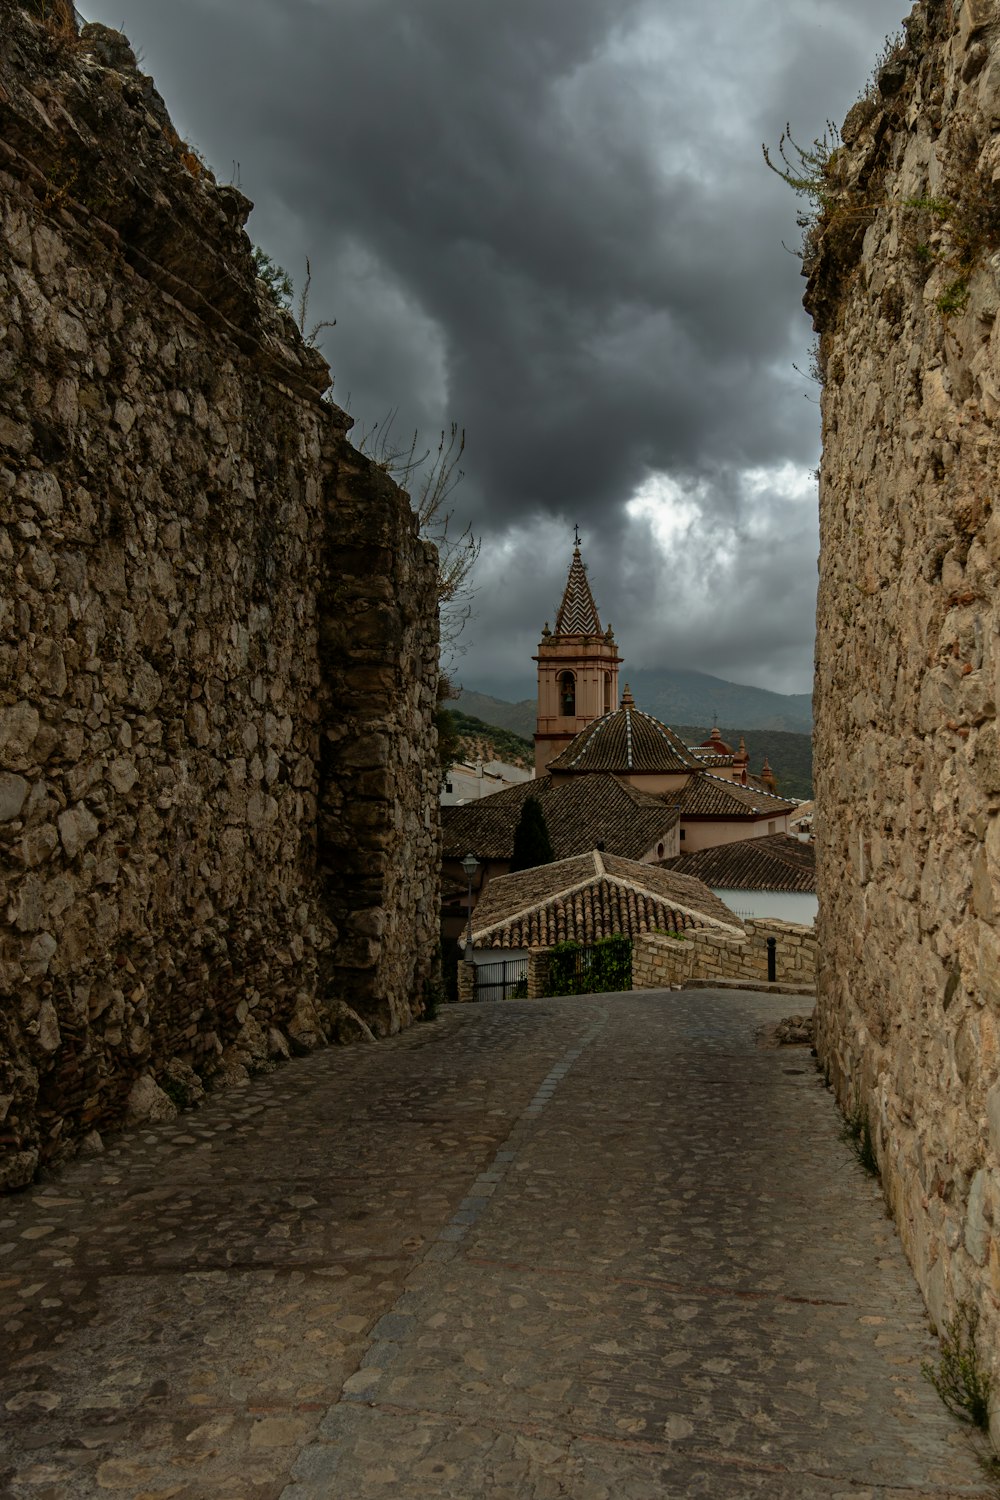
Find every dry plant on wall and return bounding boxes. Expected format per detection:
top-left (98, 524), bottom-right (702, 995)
top-left (351, 413), bottom-right (480, 663)
top-left (921, 1302), bottom-right (992, 1429)
top-left (31, 0), bottom-right (79, 40)
top-left (767, 29), bottom-right (1000, 327)
top-left (295, 258), bottom-right (337, 349)
top-left (250, 251), bottom-right (477, 654)
top-left (902, 145), bottom-right (1000, 317)
top-left (763, 119), bottom-right (880, 284)
top-left (764, 28), bottom-right (922, 340)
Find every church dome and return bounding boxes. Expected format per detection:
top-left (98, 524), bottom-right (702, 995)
top-left (548, 685), bottom-right (703, 775)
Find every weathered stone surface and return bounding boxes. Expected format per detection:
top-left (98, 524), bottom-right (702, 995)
top-left (329, 1001), bottom-right (378, 1044)
top-left (809, 0), bottom-right (1000, 1430)
top-left (56, 804), bottom-right (99, 860)
top-left (0, 1148), bottom-right (38, 1191)
top-left (0, 702), bottom-right (38, 769)
top-left (125, 1075), bottom-right (178, 1125)
top-left (0, 0), bottom-right (440, 1187)
top-left (0, 773), bottom-right (29, 822)
top-left (0, 994), bottom-right (987, 1496)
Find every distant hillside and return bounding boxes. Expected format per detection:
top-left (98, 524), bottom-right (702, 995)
top-left (443, 709), bottom-right (534, 769)
top-left (460, 668), bottom-right (812, 737)
top-left (457, 691), bottom-right (535, 739)
top-left (627, 668), bottom-right (812, 734)
top-left (453, 695), bottom-right (812, 799)
top-left (672, 725), bottom-right (812, 802)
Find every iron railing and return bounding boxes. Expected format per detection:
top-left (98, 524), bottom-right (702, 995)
top-left (474, 957), bottom-right (529, 1002)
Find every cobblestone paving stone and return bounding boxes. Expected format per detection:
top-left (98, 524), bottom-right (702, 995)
top-left (0, 992), bottom-right (991, 1499)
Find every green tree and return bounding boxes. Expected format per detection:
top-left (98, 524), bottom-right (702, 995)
top-left (435, 676), bottom-right (462, 784)
top-left (252, 245), bottom-right (293, 309)
top-left (510, 797), bottom-right (555, 873)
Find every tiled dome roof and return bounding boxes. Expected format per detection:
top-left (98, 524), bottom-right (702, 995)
top-left (548, 685), bottom-right (703, 774)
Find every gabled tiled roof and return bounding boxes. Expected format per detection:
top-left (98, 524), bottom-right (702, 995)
top-left (689, 749), bottom-right (733, 768)
top-left (548, 687), bottom-right (703, 774)
top-left (472, 849), bottom-right (743, 948)
top-left (677, 772), bottom-right (798, 818)
top-left (664, 834), bottom-right (816, 893)
top-left (442, 773), bottom-right (677, 862)
top-left (554, 547), bottom-right (603, 635)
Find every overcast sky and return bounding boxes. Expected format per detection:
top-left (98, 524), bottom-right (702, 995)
top-left (84, 0), bottom-right (906, 699)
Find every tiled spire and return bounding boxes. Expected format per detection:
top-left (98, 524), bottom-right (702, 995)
top-left (554, 547), bottom-right (602, 636)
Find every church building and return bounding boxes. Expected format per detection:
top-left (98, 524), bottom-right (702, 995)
top-left (533, 542), bottom-right (622, 775)
top-left (532, 543), bottom-right (798, 848)
top-left (441, 543), bottom-right (800, 939)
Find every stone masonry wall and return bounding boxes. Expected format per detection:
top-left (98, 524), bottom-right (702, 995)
top-left (632, 920), bottom-right (817, 993)
top-left (809, 0), bottom-right (1000, 1410)
top-left (0, 2), bottom-right (439, 1187)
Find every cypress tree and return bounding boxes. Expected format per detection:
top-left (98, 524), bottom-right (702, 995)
top-left (510, 796), bottom-right (555, 872)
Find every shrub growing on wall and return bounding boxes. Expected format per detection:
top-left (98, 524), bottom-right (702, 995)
top-left (548, 936), bottom-right (632, 995)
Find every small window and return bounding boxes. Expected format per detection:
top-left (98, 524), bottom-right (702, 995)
top-left (559, 670), bottom-right (576, 717)
top-left (768, 820), bottom-right (775, 834)
top-left (445, 781), bottom-right (453, 793)
top-left (604, 672), bottom-right (612, 713)
top-left (657, 842), bottom-right (664, 858)
top-left (680, 830), bottom-right (686, 841)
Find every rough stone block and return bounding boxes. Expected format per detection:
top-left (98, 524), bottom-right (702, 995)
top-left (0, 772), bottom-right (29, 822)
top-left (0, 0), bottom-right (441, 1174)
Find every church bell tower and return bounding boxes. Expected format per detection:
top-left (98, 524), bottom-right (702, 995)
top-left (533, 539), bottom-right (622, 776)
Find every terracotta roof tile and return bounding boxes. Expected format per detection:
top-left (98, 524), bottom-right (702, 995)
top-left (442, 773), bottom-right (678, 862)
top-left (472, 849), bottom-right (743, 948)
top-left (548, 694), bottom-right (702, 774)
top-left (677, 772), bottom-right (798, 818)
top-left (664, 834), bottom-right (816, 893)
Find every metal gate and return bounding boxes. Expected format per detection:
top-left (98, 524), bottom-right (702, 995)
top-left (474, 957), bottom-right (528, 1002)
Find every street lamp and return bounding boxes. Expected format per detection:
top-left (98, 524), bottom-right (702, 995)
top-left (461, 852), bottom-right (479, 962)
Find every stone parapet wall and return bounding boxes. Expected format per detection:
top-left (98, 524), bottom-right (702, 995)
top-left (808, 0), bottom-right (1000, 1415)
top-left (0, 2), bottom-right (439, 1187)
top-left (633, 920), bottom-right (817, 992)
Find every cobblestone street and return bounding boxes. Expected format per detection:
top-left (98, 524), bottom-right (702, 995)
top-left (0, 991), bottom-right (989, 1499)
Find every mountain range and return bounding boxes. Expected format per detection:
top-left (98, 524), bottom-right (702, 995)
top-left (454, 669), bottom-right (814, 800)
top-left (458, 666), bottom-right (813, 739)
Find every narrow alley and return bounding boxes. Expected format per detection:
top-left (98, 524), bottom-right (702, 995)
top-left (0, 992), bottom-right (986, 1498)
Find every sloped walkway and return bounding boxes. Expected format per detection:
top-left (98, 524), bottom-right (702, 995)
top-left (0, 992), bottom-right (988, 1499)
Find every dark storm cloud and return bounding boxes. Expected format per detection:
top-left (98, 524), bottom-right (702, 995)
top-left (84, 0), bottom-right (907, 694)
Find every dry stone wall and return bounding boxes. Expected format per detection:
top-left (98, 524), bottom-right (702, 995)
top-left (0, 1), bottom-right (440, 1187)
top-left (632, 920), bottom-right (817, 993)
top-left (810, 0), bottom-right (1000, 1409)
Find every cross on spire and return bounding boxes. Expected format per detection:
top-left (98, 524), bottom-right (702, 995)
top-left (555, 543), bottom-right (602, 635)
top-left (573, 523), bottom-right (581, 547)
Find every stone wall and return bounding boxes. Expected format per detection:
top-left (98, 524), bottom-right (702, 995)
top-left (632, 920), bottom-right (817, 993)
top-left (809, 0), bottom-right (1000, 1408)
top-left (0, 1), bottom-right (440, 1187)
top-left (457, 961), bottom-right (475, 1003)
